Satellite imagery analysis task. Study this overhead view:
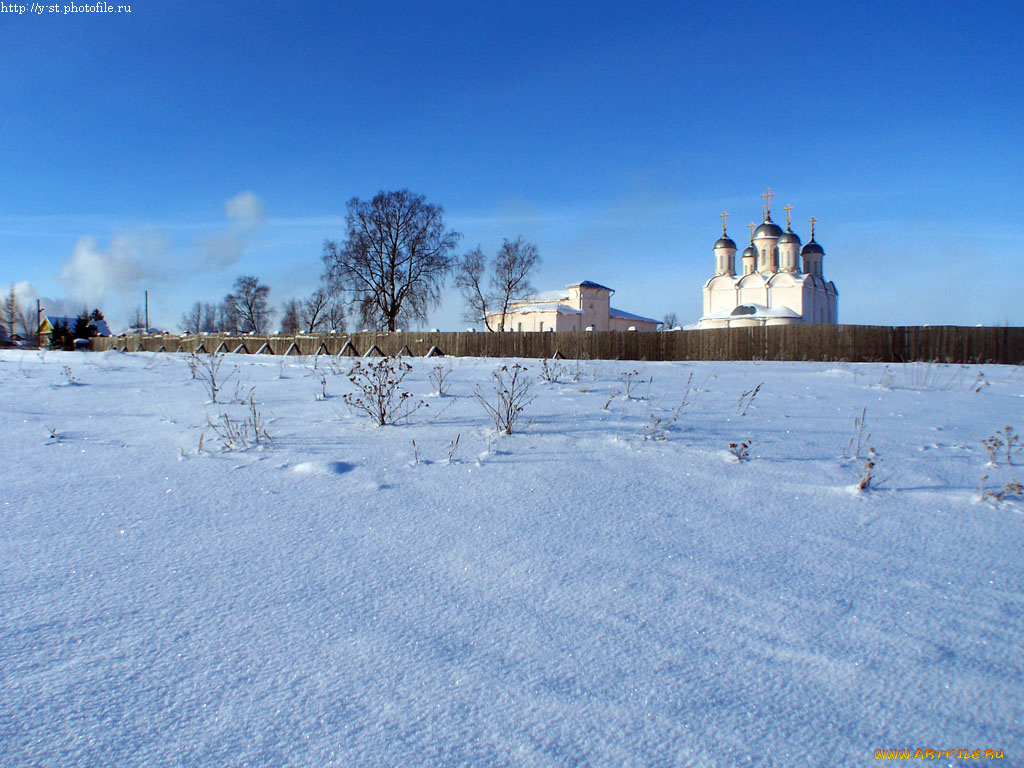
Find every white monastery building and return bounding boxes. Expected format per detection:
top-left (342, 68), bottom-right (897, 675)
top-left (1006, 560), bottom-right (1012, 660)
top-left (692, 188), bottom-right (838, 329)
top-left (487, 280), bottom-right (659, 333)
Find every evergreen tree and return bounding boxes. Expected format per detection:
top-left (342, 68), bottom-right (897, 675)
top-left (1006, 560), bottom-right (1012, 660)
top-left (72, 310), bottom-right (98, 339)
top-left (49, 319), bottom-right (71, 349)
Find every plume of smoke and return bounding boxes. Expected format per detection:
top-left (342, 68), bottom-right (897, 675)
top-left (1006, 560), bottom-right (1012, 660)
top-left (225, 191), bottom-right (265, 229)
top-left (58, 233), bottom-right (170, 307)
top-left (45, 191), bottom-right (267, 329)
top-left (200, 191), bottom-right (266, 268)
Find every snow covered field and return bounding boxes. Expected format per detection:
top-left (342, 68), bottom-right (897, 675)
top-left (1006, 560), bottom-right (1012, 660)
top-left (2, 349), bottom-right (1022, 767)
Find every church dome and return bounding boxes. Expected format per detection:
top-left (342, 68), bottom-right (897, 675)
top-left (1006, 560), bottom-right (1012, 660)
top-left (801, 239), bottom-right (824, 255)
top-left (777, 229), bottom-right (801, 246)
top-left (741, 245), bottom-right (756, 260)
top-left (713, 236), bottom-right (737, 250)
top-left (753, 220), bottom-right (783, 239)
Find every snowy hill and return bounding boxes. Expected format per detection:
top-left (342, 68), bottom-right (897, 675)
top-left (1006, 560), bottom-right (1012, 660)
top-left (2, 350), bottom-right (1022, 766)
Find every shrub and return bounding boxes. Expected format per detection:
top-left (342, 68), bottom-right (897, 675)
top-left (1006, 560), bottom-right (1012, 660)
top-left (344, 356), bottom-right (427, 426)
top-left (618, 369), bottom-right (647, 399)
top-left (475, 363), bottom-right (535, 434)
top-left (429, 364), bottom-right (451, 396)
top-left (728, 440), bottom-right (751, 461)
top-left (446, 433), bottom-right (461, 464)
top-left (205, 389), bottom-right (271, 450)
top-left (842, 407), bottom-right (870, 460)
top-left (189, 351), bottom-right (235, 403)
top-left (856, 447), bottom-right (889, 491)
top-left (736, 383), bottom-right (762, 416)
top-left (982, 426), bottom-right (1019, 466)
top-left (538, 358), bottom-right (565, 384)
top-left (637, 372), bottom-right (693, 441)
top-left (979, 475), bottom-right (1023, 505)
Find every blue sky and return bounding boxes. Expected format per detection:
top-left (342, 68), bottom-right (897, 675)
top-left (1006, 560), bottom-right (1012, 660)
top-left (2, 0), bottom-right (1021, 330)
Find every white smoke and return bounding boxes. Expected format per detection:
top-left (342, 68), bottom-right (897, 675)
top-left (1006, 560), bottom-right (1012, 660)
top-left (57, 233), bottom-right (170, 307)
top-left (200, 191), bottom-right (266, 268)
top-left (7, 281), bottom-right (81, 328)
top-left (12, 280), bottom-right (38, 308)
top-left (45, 192), bottom-right (268, 329)
top-left (225, 191), bottom-right (265, 229)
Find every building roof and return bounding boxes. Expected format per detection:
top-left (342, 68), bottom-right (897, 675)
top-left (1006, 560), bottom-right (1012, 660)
top-left (43, 316), bottom-right (112, 336)
top-left (801, 239), bottom-right (824, 255)
top-left (518, 289), bottom-right (570, 303)
top-left (609, 307), bottom-right (659, 324)
top-left (516, 280), bottom-right (615, 306)
top-left (566, 280), bottom-right (613, 292)
top-left (701, 303), bottom-right (802, 320)
top-left (506, 302), bottom-right (582, 315)
top-left (494, 279), bottom-right (657, 326)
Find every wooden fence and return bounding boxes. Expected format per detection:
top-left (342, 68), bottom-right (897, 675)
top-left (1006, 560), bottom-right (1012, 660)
top-left (86, 325), bottom-right (1024, 364)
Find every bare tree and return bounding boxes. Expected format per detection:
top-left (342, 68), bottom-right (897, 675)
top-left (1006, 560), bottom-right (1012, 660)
top-left (224, 275), bottom-right (273, 334)
top-left (129, 305), bottom-right (145, 332)
top-left (200, 303), bottom-right (219, 333)
top-left (455, 246), bottom-right (490, 328)
top-left (278, 287), bottom-right (341, 334)
top-left (218, 300), bottom-right (240, 333)
top-left (7, 289), bottom-right (36, 341)
top-left (181, 302), bottom-right (203, 334)
top-left (323, 296), bottom-right (347, 333)
top-left (2, 285), bottom-right (17, 338)
top-left (323, 190), bottom-right (460, 331)
top-left (488, 237), bottom-right (540, 331)
top-left (661, 312), bottom-right (678, 330)
top-left (300, 288), bottom-right (331, 332)
top-left (280, 299), bottom-right (301, 334)
top-left (455, 237), bottom-right (541, 331)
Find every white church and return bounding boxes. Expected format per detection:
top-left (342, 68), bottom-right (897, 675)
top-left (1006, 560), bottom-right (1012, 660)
top-left (691, 188), bottom-right (838, 329)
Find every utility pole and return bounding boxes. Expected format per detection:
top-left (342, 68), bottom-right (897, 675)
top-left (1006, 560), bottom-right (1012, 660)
top-left (36, 299), bottom-right (42, 347)
top-left (144, 290), bottom-right (149, 334)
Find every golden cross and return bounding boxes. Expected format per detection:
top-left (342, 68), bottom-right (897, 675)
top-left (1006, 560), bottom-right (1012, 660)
top-left (748, 221), bottom-right (755, 242)
top-left (808, 216), bottom-right (817, 239)
top-left (720, 211), bottom-right (729, 235)
top-left (783, 204), bottom-right (793, 228)
top-left (760, 187), bottom-right (775, 219)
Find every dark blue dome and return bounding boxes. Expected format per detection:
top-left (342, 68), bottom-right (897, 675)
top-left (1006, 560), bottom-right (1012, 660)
top-left (778, 229), bottom-right (801, 246)
top-left (753, 220), bottom-right (783, 239)
top-left (801, 239), bottom-right (824, 255)
top-left (714, 236), bottom-right (737, 250)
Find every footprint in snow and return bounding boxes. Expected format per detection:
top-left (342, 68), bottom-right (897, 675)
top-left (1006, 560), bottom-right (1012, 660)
top-left (291, 461), bottom-right (355, 476)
